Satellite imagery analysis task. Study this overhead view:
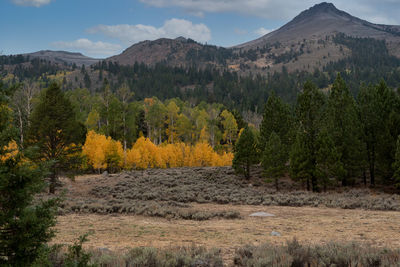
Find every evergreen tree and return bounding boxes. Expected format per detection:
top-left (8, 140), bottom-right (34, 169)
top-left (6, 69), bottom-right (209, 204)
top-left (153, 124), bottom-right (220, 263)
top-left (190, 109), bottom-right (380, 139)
top-left (358, 81), bottom-right (399, 185)
top-left (232, 126), bottom-right (259, 179)
top-left (259, 91), bottom-right (293, 153)
top-left (325, 74), bottom-right (362, 186)
top-left (290, 81), bottom-right (325, 192)
top-left (26, 82), bottom-right (86, 194)
top-left (262, 132), bottom-right (286, 190)
top-left (0, 82), bottom-right (58, 265)
top-left (290, 131), bottom-right (313, 191)
top-left (316, 130), bottom-right (343, 191)
top-left (231, 109), bottom-right (247, 132)
top-left (392, 135), bottom-right (400, 189)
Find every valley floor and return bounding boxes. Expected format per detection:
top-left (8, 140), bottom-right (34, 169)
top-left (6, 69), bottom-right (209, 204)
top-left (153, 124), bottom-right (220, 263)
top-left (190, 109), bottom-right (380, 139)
top-left (51, 168), bottom-right (400, 264)
top-left (53, 204), bottom-right (400, 264)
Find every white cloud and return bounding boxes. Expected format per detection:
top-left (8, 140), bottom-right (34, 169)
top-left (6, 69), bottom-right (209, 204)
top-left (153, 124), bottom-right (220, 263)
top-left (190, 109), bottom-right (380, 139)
top-left (52, 39), bottom-right (122, 57)
top-left (88, 18), bottom-right (211, 45)
top-left (12, 0), bottom-right (51, 7)
top-left (254, 27), bottom-right (273, 36)
top-left (139, 0), bottom-right (314, 20)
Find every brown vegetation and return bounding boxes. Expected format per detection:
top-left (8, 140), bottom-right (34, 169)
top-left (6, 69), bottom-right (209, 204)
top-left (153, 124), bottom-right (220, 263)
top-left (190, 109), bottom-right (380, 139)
top-left (50, 166), bottom-right (400, 265)
top-left (58, 167), bottom-right (400, 219)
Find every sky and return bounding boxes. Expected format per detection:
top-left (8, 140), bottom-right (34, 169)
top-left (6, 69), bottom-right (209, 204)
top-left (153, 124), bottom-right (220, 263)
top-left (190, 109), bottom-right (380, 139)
top-left (1, 0), bottom-right (400, 58)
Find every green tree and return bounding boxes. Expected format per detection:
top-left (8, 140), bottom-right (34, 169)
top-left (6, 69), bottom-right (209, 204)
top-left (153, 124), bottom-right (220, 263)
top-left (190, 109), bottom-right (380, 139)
top-left (259, 91), bottom-right (293, 153)
top-left (358, 81), bottom-right (399, 185)
top-left (107, 95), bottom-right (123, 141)
top-left (100, 79), bottom-right (112, 135)
top-left (290, 131), bottom-right (313, 190)
top-left (117, 84), bottom-right (133, 154)
top-left (166, 100), bottom-right (180, 143)
top-left (316, 130), bottom-right (343, 191)
top-left (0, 82), bottom-right (58, 266)
top-left (232, 126), bottom-right (259, 179)
top-left (176, 113), bottom-right (193, 143)
top-left (262, 132), bottom-right (286, 190)
top-left (146, 100), bottom-right (166, 144)
top-left (85, 109), bottom-right (100, 131)
top-left (392, 135), bottom-right (400, 189)
top-left (290, 81), bottom-right (325, 192)
top-left (232, 109), bottom-right (247, 132)
top-left (207, 106), bottom-right (222, 148)
top-left (221, 109), bottom-right (238, 145)
top-left (325, 74), bottom-right (362, 186)
top-left (26, 82), bottom-right (86, 194)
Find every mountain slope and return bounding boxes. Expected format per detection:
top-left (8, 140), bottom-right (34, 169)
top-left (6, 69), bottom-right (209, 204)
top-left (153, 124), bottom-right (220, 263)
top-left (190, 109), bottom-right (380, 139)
top-left (107, 37), bottom-right (233, 68)
top-left (24, 50), bottom-right (99, 66)
top-left (106, 2), bottom-right (400, 73)
top-left (236, 2), bottom-right (400, 53)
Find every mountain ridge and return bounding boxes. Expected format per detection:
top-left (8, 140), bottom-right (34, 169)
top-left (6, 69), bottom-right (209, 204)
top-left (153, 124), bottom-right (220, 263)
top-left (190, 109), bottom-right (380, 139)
top-left (6, 2), bottom-right (400, 73)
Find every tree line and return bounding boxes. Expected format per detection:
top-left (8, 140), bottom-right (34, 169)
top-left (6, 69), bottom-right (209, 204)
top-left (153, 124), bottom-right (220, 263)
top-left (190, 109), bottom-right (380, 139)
top-left (1, 73), bottom-right (400, 265)
top-left (3, 34), bottom-right (400, 115)
top-left (234, 75), bottom-right (400, 191)
top-left (10, 78), bottom-right (245, 153)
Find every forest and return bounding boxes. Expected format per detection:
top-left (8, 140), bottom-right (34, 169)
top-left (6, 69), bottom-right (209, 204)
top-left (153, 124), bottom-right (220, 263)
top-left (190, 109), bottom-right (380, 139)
top-left (1, 72), bottom-right (400, 265)
top-left (2, 35), bottom-right (400, 113)
top-left (2, 34), bottom-right (400, 266)
top-left (2, 70), bottom-right (400, 192)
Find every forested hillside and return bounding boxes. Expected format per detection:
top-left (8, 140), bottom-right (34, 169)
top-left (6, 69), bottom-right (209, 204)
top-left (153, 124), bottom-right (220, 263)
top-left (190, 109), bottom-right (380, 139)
top-left (2, 35), bottom-right (400, 114)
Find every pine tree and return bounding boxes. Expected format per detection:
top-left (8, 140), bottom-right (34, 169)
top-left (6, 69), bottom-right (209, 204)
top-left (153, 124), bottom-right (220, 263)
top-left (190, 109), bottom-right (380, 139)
top-left (26, 82), bottom-right (86, 194)
top-left (316, 130), bottom-right (343, 191)
top-left (232, 126), bottom-right (259, 179)
top-left (0, 82), bottom-right (58, 265)
top-left (259, 91), bottom-right (293, 152)
top-left (290, 131), bottom-right (313, 191)
top-left (262, 132), bottom-right (286, 190)
top-left (392, 135), bottom-right (400, 189)
top-left (358, 81), bottom-right (399, 185)
top-left (290, 81), bottom-right (325, 192)
top-left (326, 74), bottom-right (362, 186)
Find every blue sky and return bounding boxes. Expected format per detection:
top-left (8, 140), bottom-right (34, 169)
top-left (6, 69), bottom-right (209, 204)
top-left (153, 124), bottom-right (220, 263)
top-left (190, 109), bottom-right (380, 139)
top-left (1, 0), bottom-right (399, 58)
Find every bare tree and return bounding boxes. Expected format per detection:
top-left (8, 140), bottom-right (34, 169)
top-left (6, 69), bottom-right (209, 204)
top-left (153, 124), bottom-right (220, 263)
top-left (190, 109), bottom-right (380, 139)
top-left (12, 81), bottom-right (39, 146)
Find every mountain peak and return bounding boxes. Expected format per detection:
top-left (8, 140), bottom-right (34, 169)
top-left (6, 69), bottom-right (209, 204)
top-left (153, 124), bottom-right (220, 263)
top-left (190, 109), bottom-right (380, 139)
top-left (310, 2), bottom-right (337, 12)
top-left (175, 36), bottom-right (187, 42)
top-left (289, 2), bottom-right (350, 24)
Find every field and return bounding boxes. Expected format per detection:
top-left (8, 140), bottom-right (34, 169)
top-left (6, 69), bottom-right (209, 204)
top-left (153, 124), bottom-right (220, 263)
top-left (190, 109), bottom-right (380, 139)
top-left (52, 167), bottom-right (400, 265)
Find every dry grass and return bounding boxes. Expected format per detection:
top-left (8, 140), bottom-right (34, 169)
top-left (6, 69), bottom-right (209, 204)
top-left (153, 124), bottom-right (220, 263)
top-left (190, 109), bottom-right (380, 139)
top-left (53, 203), bottom-right (400, 264)
top-left (49, 166), bottom-right (400, 265)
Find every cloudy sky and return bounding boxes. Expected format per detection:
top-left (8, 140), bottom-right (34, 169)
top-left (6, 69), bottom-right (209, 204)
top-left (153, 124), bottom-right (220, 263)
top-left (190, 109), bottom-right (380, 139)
top-left (1, 0), bottom-right (399, 58)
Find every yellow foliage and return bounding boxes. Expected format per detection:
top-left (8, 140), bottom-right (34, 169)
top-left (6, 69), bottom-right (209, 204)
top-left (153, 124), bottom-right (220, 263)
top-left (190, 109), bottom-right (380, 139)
top-left (105, 137), bottom-right (124, 169)
top-left (1, 141), bottom-right (18, 161)
top-left (82, 130), bottom-right (123, 171)
top-left (192, 142), bottom-right (214, 167)
top-left (126, 137), bottom-right (163, 169)
top-left (83, 131), bottom-right (233, 171)
top-left (82, 131), bottom-right (107, 170)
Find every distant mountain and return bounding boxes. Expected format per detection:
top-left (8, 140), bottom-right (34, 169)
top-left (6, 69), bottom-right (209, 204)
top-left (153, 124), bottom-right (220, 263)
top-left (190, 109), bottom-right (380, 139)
top-left (106, 2), bottom-right (400, 73)
top-left (23, 50), bottom-right (99, 66)
top-left (236, 2), bottom-right (400, 50)
top-left (107, 37), bottom-right (232, 68)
